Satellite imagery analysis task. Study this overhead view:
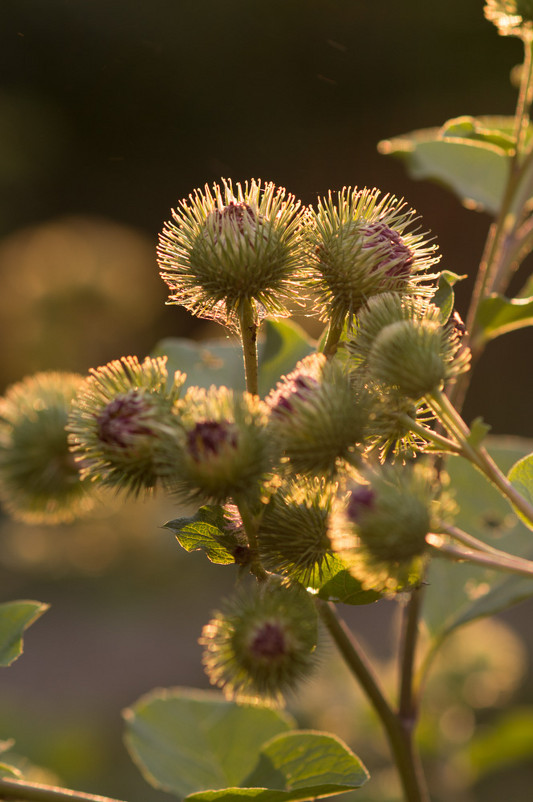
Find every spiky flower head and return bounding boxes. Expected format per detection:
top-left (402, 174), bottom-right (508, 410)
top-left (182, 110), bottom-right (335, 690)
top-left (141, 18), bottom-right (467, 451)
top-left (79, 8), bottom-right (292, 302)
top-left (267, 354), bottom-right (368, 476)
top-left (68, 356), bottom-right (185, 495)
top-left (157, 179), bottom-right (308, 328)
top-left (306, 187), bottom-right (439, 328)
top-left (330, 462), bottom-right (435, 593)
top-left (200, 580), bottom-right (318, 706)
top-left (0, 372), bottom-right (93, 523)
top-left (173, 385), bottom-right (271, 503)
top-left (484, 0), bottom-right (533, 37)
top-left (258, 478), bottom-right (336, 584)
top-left (347, 293), bottom-right (470, 401)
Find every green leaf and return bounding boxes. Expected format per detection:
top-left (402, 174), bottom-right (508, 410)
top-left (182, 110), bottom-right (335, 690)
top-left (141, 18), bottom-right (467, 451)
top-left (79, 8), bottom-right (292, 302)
top-left (508, 451), bottom-right (533, 530)
top-left (379, 122), bottom-right (510, 214)
top-left (0, 601), bottom-right (48, 667)
top-left (476, 293), bottom-right (533, 342)
top-left (0, 763), bottom-right (21, 779)
top-left (424, 436), bottom-right (533, 645)
top-left (187, 731), bottom-right (369, 802)
top-left (163, 506), bottom-right (236, 564)
top-left (311, 556), bottom-right (381, 605)
top-left (124, 687), bottom-right (293, 798)
top-left (153, 336), bottom-right (246, 392)
top-left (432, 270), bottom-right (467, 323)
top-left (257, 319), bottom-right (315, 397)
top-left (466, 416), bottom-right (491, 448)
top-left (439, 115), bottom-right (517, 152)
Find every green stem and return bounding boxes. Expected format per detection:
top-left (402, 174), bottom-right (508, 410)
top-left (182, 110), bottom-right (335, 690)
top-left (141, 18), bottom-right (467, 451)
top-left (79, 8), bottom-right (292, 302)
top-left (0, 777), bottom-right (126, 802)
top-left (513, 35), bottom-right (533, 164)
top-left (317, 599), bottom-right (429, 802)
top-left (398, 584), bottom-right (425, 722)
top-left (237, 299), bottom-right (259, 396)
top-left (427, 533), bottom-right (533, 578)
top-left (427, 389), bottom-right (533, 526)
top-left (321, 319), bottom-right (344, 358)
top-left (400, 415), bottom-right (462, 455)
top-left (235, 495), bottom-right (268, 581)
top-left (440, 523), bottom-right (513, 557)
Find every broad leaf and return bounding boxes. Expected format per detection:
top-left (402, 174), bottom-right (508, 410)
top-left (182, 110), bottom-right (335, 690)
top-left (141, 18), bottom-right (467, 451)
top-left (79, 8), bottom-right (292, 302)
top-left (432, 271), bottom-right (467, 324)
top-left (477, 293), bottom-right (533, 342)
top-left (508, 451), bottom-right (533, 529)
top-left (0, 601), bottom-right (48, 667)
top-left (153, 336), bottom-right (245, 392)
top-left (257, 319), bottom-right (315, 397)
top-left (164, 506), bottom-right (237, 564)
top-left (379, 120), bottom-right (510, 214)
top-left (124, 688), bottom-right (293, 798)
top-left (424, 436), bottom-right (533, 646)
top-left (311, 556), bottom-right (381, 605)
top-left (187, 731), bottom-right (368, 802)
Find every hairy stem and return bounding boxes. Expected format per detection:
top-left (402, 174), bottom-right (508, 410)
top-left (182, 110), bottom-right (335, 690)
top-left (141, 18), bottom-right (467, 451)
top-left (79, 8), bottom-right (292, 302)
top-left (237, 299), bottom-right (259, 396)
top-left (317, 599), bottom-right (429, 802)
top-left (0, 778), bottom-right (126, 802)
top-left (427, 533), bottom-right (533, 578)
top-left (321, 318), bottom-right (344, 358)
top-left (234, 494), bottom-right (268, 581)
top-left (398, 584), bottom-right (425, 722)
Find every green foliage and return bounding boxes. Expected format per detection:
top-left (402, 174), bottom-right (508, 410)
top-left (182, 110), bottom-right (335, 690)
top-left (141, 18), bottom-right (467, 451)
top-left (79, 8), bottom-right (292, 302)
top-left (378, 116), bottom-right (516, 214)
top-left (124, 688), bottom-right (367, 802)
top-left (164, 506), bottom-right (236, 565)
top-left (0, 600), bottom-right (48, 667)
top-left (477, 292), bottom-right (533, 342)
top-left (432, 270), bottom-right (467, 324)
top-left (508, 449), bottom-right (533, 528)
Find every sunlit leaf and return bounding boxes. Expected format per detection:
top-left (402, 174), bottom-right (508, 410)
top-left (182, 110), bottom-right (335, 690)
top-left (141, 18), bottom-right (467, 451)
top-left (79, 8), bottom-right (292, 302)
top-left (187, 731), bottom-right (369, 802)
top-left (508, 451), bottom-right (533, 530)
top-left (0, 601), bottom-right (48, 667)
top-left (433, 270), bottom-right (467, 323)
top-left (163, 506), bottom-right (236, 564)
top-left (310, 556), bottom-right (381, 605)
top-left (124, 688), bottom-right (293, 798)
top-left (477, 293), bottom-right (533, 342)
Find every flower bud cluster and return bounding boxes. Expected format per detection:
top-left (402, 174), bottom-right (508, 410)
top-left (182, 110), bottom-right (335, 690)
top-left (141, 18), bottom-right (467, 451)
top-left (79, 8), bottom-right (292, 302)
top-left (484, 0), bottom-right (533, 37)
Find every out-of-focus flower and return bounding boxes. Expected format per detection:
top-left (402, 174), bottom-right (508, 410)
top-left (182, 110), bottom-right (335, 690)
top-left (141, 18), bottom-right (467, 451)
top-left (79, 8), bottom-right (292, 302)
top-left (0, 372), bottom-right (93, 523)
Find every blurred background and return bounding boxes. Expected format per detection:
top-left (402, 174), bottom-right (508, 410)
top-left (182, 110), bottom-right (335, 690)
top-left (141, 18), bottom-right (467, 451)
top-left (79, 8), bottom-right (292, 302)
top-left (1, 1), bottom-right (533, 801)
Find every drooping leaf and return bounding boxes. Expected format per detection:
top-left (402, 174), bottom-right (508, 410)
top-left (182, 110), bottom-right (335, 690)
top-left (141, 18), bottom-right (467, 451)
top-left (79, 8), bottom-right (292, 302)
top-left (424, 436), bottom-right (533, 645)
top-left (163, 506), bottom-right (237, 564)
top-left (0, 601), bottom-right (48, 667)
top-left (124, 688), bottom-right (293, 799)
top-left (257, 319), bottom-right (315, 397)
top-left (153, 336), bottom-right (246, 392)
top-left (508, 451), bottom-right (533, 529)
top-left (310, 556), bottom-right (381, 605)
top-left (432, 270), bottom-right (467, 324)
top-left (379, 121), bottom-right (510, 214)
top-left (476, 293), bottom-right (533, 342)
top-left (186, 731), bottom-right (369, 802)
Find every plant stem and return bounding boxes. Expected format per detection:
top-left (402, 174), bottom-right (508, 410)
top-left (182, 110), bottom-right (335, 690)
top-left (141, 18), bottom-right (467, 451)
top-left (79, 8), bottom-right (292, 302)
top-left (0, 778), bottom-right (126, 802)
top-left (237, 299), bottom-right (259, 395)
top-left (321, 319), bottom-right (344, 358)
top-left (398, 584), bottom-right (424, 723)
top-left (440, 523), bottom-right (513, 557)
top-left (427, 389), bottom-right (533, 526)
top-left (400, 415), bottom-right (462, 455)
top-left (426, 533), bottom-right (533, 577)
top-left (234, 494), bottom-right (268, 581)
top-left (317, 599), bottom-right (430, 802)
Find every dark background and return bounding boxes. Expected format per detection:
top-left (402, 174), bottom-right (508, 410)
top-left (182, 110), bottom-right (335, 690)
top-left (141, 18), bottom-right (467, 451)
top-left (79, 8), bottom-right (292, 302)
top-left (1, 3), bottom-right (532, 802)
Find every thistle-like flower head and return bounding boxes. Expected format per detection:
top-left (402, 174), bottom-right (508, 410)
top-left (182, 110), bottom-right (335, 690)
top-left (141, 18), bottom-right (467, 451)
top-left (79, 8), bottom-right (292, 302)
top-left (158, 179), bottom-right (308, 328)
top-left (484, 0), bottom-right (533, 37)
top-left (174, 385), bottom-right (271, 503)
top-left (258, 477), bottom-right (337, 584)
top-left (330, 462), bottom-right (435, 593)
top-left (68, 356), bottom-right (185, 495)
top-left (267, 354), bottom-right (369, 476)
top-left (200, 580), bottom-right (318, 706)
top-left (347, 293), bottom-right (471, 401)
top-left (0, 372), bottom-right (93, 523)
top-left (306, 187), bottom-right (440, 328)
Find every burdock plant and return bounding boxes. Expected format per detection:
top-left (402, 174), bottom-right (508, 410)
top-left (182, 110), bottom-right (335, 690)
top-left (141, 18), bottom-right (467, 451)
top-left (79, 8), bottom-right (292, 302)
top-left (5, 6), bottom-right (533, 802)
